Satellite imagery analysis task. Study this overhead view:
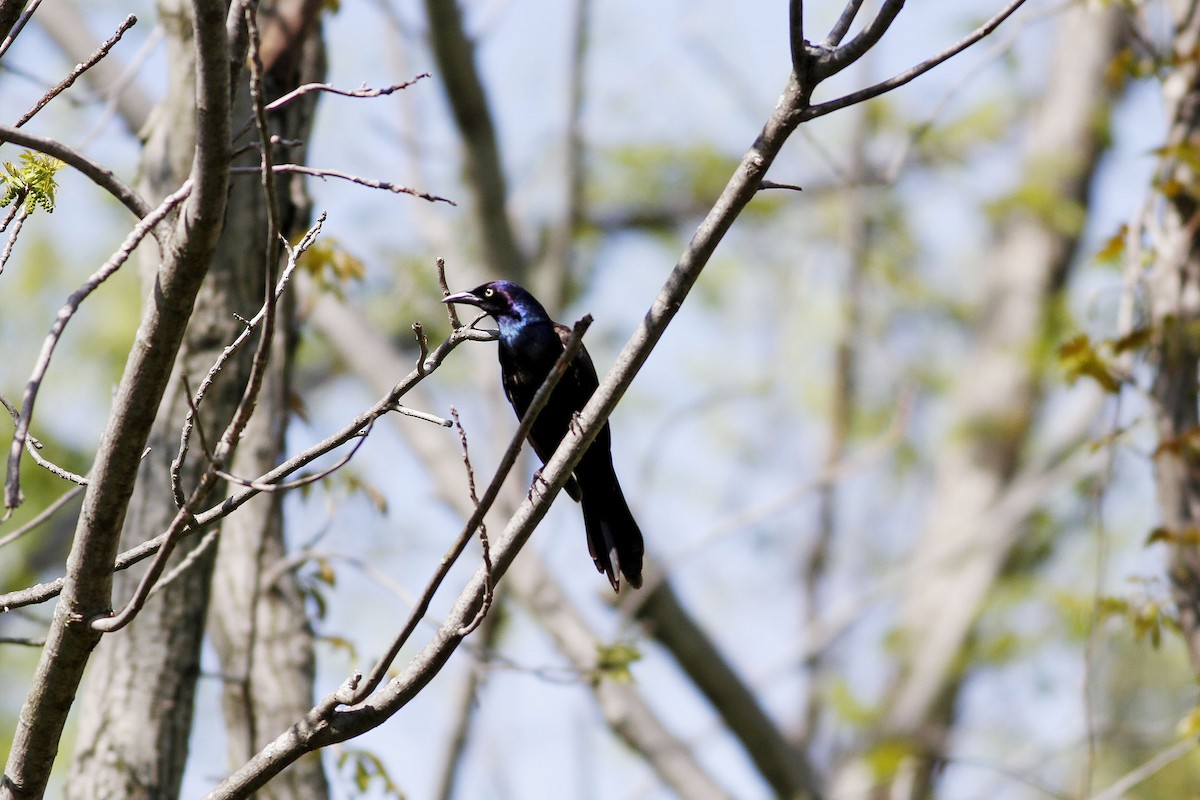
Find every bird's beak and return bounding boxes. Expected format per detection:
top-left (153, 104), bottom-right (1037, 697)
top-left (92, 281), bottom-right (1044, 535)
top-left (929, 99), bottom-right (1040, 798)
top-left (442, 290), bottom-right (481, 307)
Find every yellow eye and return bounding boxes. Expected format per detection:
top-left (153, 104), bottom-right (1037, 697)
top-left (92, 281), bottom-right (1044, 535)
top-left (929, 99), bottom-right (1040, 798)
top-left (484, 287), bottom-right (495, 297)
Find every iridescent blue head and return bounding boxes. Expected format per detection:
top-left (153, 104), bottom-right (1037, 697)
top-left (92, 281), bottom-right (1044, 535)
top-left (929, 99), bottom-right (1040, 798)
top-left (442, 280), bottom-right (551, 325)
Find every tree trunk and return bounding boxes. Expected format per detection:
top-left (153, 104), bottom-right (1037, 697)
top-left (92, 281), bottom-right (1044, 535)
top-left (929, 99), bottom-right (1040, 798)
top-left (206, 15), bottom-right (327, 793)
top-left (1148, 3), bottom-right (1200, 676)
top-left (65, 1), bottom-right (325, 797)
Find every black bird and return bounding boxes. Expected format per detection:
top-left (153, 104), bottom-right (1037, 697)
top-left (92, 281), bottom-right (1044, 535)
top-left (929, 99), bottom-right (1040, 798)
top-left (443, 280), bottom-right (644, 591)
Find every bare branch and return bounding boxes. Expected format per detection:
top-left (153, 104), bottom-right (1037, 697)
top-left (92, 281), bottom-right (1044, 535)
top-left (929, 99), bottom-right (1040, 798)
top-left (0, 125), bottom-right (151, 219)
top-left (437, 257), bottom-right (462, 328)
top-left (451, 408), bottom-right (492, 637)
top-left (789, 0), bottom-right (804, 78)
top-left (803, 0), bottom-right (1030, 121)
top-left (0, 636), bottom-right (46, 648)
top-left (0, 323), bottom-right (494, 613)
top-left (823, 0), bottom-right (866, 48)
top-left (759, 180), bottom-right (804, 192)
top-left (170, 213), bottom-right (322, 504)
top-left (0, 393), bottom-right (88, 488)
top-left (90, 468), bottom-right (219, 633)
top-left (264, 73), bottom-right (430, 111)
top-left (146, 526), bottom-right (221, 601)
top-left (0, 484), bottom-right (83, 552)
top-left (200, 4), bottom-right (284, 476)
top-left (231, 163), bottom-right (455, 204)
top-left (0, 204), bottom-right (26, 274)
top-left (345, 315), bottom-right (592, 706)
top-left (387, 404), bottom-right (451, 428)
top-left (812, 0), bottom-right (904, 80)
top-left (0, 0), bottom-right (42, 60)
top-left (412, 321), bottom-right (430, 372)
top-left (5, 181), bottom-right (192, 511)
top-left (13, 14), bottom-right (137, 128)
top-left (216, 424), bottom-right (372, 493)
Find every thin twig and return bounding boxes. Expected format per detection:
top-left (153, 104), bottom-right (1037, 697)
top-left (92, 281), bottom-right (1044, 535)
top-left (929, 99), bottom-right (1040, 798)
top-left (451, 408), bottom-right (493, 636)
top-left (180, 373), bottom-right (217, 467)
top-left (0, 204), bottom-right (27, 274)
top-left (438, 258), bottom-right (462, 328)
top-left (0, 392), bottom-right (87, 488)
top-left (0, 323), bottom-right (494, 613)
top-left (205, 2), bottom-right (282, 473)
top-left (342, 315), bottom-right (592, 706)
top-left (0, 636), bottom-right (46, 647)
top-left (0, 0), bottom-right (43, 61)
top-left (803, 0), bottom-right (1031, 121)
top-left (0, 125), bottom-right (152, 220)
top-left (230, 163), bottom-right (455, 205)
top-left (14, 14), bottom-right (138, 128)
top-left (789, 0), bottom-right (804, 79)
top-left (0, 200), bottom-right (20, 233)
top-left (89, 471), bottom-right (211, 632)
top-left (412, 322), bottom-right (430, 373)
top-left (388, 404), bottom-right (451, 428)
top-left (147, 526), bottom-right (221, 600)
top-left (0, 484), bottom-right (84, 551)
top-left (5, 181), bottom-right (191, 510)
top-left (759, 180), bottom-right (804, 192)
top-left (823, 0), bottom-right (866, 48)
top-left (264, 73), bottom-right (430, 111)
top-left (216, 423), bottom-right (372, 492)
top-left (170, 214), bottom-right (323, 504)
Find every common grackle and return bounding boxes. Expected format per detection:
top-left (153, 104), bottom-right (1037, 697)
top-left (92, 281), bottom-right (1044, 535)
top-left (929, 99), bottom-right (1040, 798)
top-left (443, 281), bottom-right (644, 591)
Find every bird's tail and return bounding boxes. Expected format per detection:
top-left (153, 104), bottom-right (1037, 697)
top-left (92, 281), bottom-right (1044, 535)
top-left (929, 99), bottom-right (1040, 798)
top-left (580, 477), bottom-right (644, 591)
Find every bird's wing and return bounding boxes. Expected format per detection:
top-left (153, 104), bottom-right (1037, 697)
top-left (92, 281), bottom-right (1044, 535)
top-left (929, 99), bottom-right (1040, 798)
top-left (554, 323), bottom-right (600, 394)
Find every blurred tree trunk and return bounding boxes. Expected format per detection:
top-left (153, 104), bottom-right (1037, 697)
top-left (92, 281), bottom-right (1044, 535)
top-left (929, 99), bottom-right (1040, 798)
top-left (1148, 4), bottom-right (1200, 677)
top-left (64, 1), bottom-right (326, 797)
top-left (206, 8), bottom-right (327, 795)
top-left (831, 5), bottom-right (1125, 797)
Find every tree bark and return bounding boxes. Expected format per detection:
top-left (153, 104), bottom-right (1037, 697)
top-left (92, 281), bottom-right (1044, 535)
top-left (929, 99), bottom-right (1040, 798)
top-left (1, 0), bottom-right (233, 796)
top-left (206, 10), bottom-right (327, 795)
top-left (1148, 3), bottom-right (1200, 675)
top-left (66, 1), bottom-right (324, 797)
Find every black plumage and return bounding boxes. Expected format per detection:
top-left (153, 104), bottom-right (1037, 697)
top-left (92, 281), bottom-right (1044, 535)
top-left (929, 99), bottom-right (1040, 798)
top-left (443, 280), bottom-right (644, 591)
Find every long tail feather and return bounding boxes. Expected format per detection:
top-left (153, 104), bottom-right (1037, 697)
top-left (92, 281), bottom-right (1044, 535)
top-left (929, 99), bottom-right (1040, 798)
top-left (580, 478), bottom-right (644, 591)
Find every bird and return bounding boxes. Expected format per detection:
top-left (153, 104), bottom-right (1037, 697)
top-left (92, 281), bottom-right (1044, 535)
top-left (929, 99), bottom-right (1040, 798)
top-left (443, 280), bottom-right (644, 591)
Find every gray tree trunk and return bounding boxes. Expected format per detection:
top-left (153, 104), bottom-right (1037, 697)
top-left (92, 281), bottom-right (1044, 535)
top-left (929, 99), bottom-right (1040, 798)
top-left (65, 1), bottom-right (325, 797)
top-left (206, 20), bottom-right (327, 792)
top-left (1148, 2), bottom-right (1200, 676)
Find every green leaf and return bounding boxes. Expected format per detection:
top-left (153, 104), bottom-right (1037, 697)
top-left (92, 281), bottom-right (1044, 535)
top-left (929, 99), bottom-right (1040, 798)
top-left (0, 151), bottom-right (65, 213)
top-left (593, 641), bottom-right (641, 684)
top-left (336, 748), bottom-right (405, 798)
top-left (1178, 706), bottom-right (1200, 738)
top-left (1059, 333), bottom-right (1122, 393)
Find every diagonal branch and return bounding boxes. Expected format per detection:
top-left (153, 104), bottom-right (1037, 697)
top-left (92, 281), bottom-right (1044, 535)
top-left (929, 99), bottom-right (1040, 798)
top-left (0, 125), bottom-right (151, 219)
top-left (823, 0), bottom-right (866, 48)
top-left (812, 0), bottom-right (904, 80)
top-left (0, 322), bottom-right (494, 614)
top-left (4, 180), bottom-right (192, 512)
top-left (345, 316), bottom-right (592, 705)
top-left (804, 0), bottom-right (1030, 121)
top-left (13, 14), bottom-right (138, 128)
